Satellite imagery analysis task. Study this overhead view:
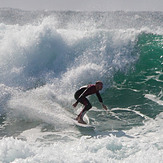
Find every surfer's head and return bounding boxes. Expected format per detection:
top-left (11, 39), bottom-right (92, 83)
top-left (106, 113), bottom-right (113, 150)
top-left (95, 81), bottom-right (103, 91)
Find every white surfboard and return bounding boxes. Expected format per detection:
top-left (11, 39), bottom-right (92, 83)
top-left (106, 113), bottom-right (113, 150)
top-left (73, 119), bottom-right (94, 129)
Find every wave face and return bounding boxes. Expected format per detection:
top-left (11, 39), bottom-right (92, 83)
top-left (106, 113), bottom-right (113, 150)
top-left (0, 9), bottom-right (163, 163)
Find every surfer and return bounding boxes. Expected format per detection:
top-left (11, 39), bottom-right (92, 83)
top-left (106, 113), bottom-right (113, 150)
top-left (72, 81), bottom-right (107, 124)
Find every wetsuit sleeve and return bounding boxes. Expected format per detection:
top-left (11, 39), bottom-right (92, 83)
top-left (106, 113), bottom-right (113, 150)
top-left (96, 92), bottom-right (103, 103)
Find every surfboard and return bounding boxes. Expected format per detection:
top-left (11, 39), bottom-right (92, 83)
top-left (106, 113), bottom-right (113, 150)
top-left (73, 119), bottom-right (94, 128)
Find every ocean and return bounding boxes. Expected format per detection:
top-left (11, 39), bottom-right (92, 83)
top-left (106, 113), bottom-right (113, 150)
top-left (0, 8), bottom-right (162, 162)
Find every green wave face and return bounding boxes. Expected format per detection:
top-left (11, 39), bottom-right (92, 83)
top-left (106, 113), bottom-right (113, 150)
top-left (105, 33), bottom-right (163, 118)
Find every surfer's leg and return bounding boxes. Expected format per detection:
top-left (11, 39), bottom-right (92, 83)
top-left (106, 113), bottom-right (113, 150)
top-left (76, 98), bottom-right (92, 124)
top-left (78, 104), bottom-right (92, 124)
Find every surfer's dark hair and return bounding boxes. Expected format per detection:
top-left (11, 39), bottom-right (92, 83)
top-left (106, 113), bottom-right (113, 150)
top-left (96, 81), bottom-right (103, 85)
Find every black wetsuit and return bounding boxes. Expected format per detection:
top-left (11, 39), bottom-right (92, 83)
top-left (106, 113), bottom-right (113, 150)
top-left (74, 84), bottom-right (103, 118)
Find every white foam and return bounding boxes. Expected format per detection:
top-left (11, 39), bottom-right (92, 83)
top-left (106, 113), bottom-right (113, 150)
top-left (0, 113), bottom-right (162, 162)
top-left (0, 137), bottom-right (34, 163)
top-left (7, 85), bottom-right (74, 129)
top-left (145, 94), bottom-right (163, 106)
top-left (0, 115), bottom-right (162, 163)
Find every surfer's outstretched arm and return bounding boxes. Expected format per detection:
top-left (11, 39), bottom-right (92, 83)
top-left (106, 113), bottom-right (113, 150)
top-left (101, 103), bottom-right (108, 110)
top-left (96, 91), bottom-right (108, 110)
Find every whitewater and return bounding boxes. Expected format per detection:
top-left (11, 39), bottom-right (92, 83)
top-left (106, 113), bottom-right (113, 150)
top-left (0, 9), bottom-right (163, 162)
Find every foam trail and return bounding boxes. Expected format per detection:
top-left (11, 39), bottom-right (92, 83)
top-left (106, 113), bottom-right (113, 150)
top-left (111, 108), bottom-right (151, 120)
top-left (145, 94), bottom-right (163, 106)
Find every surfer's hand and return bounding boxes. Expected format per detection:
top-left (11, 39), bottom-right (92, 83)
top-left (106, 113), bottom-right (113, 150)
top-left (102, 103), bottom-right (108, 110)
top-left (72, 102), bottom-right (78, 108)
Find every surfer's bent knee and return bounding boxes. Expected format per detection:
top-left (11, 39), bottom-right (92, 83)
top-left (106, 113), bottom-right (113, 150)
top-left (85, 103), bottom-right (92, 111)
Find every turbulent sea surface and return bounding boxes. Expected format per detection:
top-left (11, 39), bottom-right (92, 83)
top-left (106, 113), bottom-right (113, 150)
top-left (0, 9), bottom-right (163, 162)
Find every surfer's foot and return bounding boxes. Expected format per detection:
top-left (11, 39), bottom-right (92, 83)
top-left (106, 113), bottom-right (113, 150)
top-left (75, 116), bottom-right (79, 121)
top-left (78, 118), bottom-right (86, 124)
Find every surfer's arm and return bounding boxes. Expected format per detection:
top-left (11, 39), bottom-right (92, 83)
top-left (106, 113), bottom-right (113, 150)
top-left (96, 92), bottom-right (103, 103)
top-left (101, 103), bottom-right (108, 110)
top-left (96, 92), bottom-right (107, 110)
